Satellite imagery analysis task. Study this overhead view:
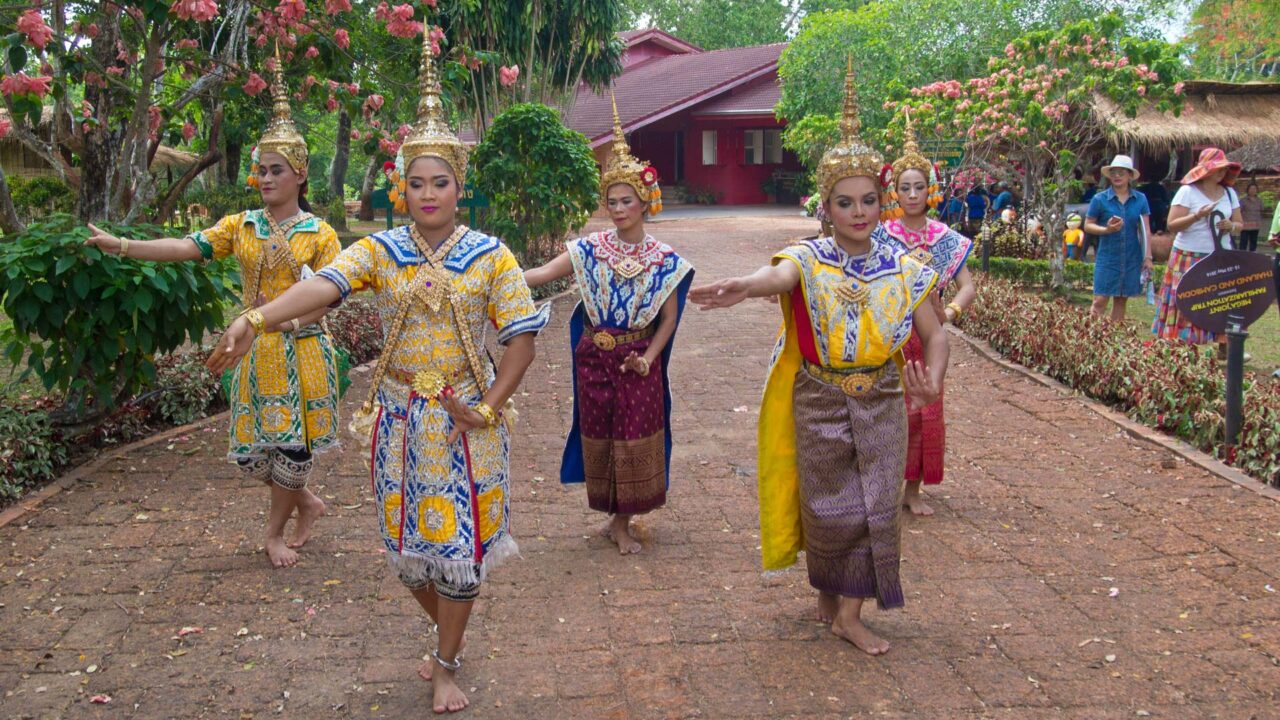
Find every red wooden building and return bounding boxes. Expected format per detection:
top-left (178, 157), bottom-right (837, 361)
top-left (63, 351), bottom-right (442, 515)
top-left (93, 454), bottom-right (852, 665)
top-left (568, 29), bottom-right (801, 206)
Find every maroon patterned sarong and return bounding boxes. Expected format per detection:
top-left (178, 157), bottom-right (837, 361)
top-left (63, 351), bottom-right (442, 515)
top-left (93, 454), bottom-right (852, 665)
top-left (902, 329), bottom-right (945, 485)
top-left (575, 330), bottom-right (667, 515)
top-left (793, 366), bottom-right (906, 609)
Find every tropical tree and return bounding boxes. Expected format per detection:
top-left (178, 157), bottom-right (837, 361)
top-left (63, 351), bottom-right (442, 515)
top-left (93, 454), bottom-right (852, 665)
top-left (1185, 0), bottom-right (1280, 80)
top-left (626, 0), bottom-right (791, 50)
top-left (890, 14), bottom-right (1186, 287)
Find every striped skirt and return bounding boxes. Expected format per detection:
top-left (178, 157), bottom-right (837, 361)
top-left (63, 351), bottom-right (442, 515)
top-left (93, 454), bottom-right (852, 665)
top-left (1152, 247), bottom-right (1216, 345)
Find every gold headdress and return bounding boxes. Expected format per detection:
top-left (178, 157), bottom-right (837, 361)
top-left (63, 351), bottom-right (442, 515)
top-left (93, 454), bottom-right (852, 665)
top-left (394, 30), bottom-right (468, 194)
top-left (816, 57), bottom-right (885, 202)
top-left (250, 44), bottom-right (309, 185)
top-left (885, 108), bottom-right (942, 218)
top-left (599, 91), bottom-right (662, 216)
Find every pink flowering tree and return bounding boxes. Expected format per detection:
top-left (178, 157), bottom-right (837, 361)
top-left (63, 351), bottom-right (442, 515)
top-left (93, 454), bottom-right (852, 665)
top-left (888, 15), bottom-right (1186, 286)
top-left (0, 0), bottom-right (625, 229)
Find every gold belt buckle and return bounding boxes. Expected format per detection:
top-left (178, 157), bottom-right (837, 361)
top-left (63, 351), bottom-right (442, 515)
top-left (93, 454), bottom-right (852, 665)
top-left (839, 371), bottom-right (877, 397)
top-left (412, 368), bottom-right (448, 398)
top-left (592, 331), bottom-right (617, 351)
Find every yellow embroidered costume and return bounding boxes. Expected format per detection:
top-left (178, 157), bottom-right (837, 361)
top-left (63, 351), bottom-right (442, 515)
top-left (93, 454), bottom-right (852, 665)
top-left (187, 48), bottom-right (342, 488)
top-left (756, 61), bottom-right (936, 609)
top-left (317, 33), bottom-right (549, 593)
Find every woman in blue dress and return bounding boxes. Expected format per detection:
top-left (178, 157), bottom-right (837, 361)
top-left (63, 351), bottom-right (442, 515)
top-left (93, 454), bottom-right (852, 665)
top-left (1085, 154), bottom-right (1153, 321)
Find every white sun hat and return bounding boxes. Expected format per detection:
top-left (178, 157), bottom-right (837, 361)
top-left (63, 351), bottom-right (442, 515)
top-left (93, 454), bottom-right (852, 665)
top-left (1101, 154), bottom-right (1139, 181)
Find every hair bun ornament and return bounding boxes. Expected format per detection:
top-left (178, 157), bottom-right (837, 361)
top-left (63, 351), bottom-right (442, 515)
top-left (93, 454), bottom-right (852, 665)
top-left (879, 162), bottom-right (903, 221)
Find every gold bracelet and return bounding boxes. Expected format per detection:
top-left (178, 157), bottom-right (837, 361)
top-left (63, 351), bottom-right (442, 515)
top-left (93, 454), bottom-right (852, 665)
top-left (946, 302), bottom-right (964, 318)
top-left (242, 309), bottom-right (267, 335)
top-left (474, 402), bottom-right (499, 428)
top-left (119, 237), bottom-right (130, 258)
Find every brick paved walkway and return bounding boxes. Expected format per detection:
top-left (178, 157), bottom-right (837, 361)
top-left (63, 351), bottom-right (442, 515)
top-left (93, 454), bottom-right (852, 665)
top-left (2, 216), bottom-right (1279, 719)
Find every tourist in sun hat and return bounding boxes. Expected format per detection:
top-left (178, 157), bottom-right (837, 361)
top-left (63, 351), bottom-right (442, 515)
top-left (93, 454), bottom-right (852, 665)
top-left (1085, 154), bottom-right (1152, 322)
top-left (1152, 147), bottom-right (1244, 351)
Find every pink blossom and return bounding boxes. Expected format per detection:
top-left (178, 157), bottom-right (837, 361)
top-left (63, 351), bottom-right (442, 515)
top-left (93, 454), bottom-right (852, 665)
top-left (1117, 57), bottom-right (1128, 68)
top-left (264, 56), bottom-right (279, 72)
top-left (334, 29), bottom-right (350, 49)
top-left (86, 22), bottom-right (100, 38)
top-left (0, 118), bottom-right (10, 139)
top-left (325, 0), bottom-right (351, 14)
top-left (1101, 61), bottom-right (1115, 70)
top-left (1173, 82), bottom-right (1185, 95)
top-left (106, 66), bottom-right (125, 76)
top-left (350, 129), bottom-right (359, 140)
top-left (255, 34), bottom-right (269, 47)
top-left (1136, 86), bottom-right (1146, 96)
top-left (396, 123), bottom-right (412, 139)
top-left (327, 79), bottom-right (340, 91)
top-left (148, 106), bottom-right (162, 139)
top-left (363, 94), bottom-right (385, 115)
top-left (176, 38), bottom-right (200, 50)
top-left (182, 121), bottom-right (196, 141)
top-left (382, 4), bottom-right (421, 38)
top-left (242, 72), bottom-right (268, 96)
top-left (172, 0), bottom-right (220, 22)
top-left (277, 0), bottom-right (306, 24)
top-left (428, 25), bottom-right (445, 44)
top-left (326, 96), bottom-right (338, 112)
top-left (303, 75), bottom-right (318, 89)
top-left (17, 10), bottom-right (53, 50)
top-left (370, 119), bottom-right (381, 129)
top-left (345, 82), bottom-right (360, 93)
top-left (1039, 140), bottom-right (1048, 148)
top-left (304, 46), bottom-right (319, 59)
top-left (379, 138), bottom-right (401, 155)
top-left (81, 99), bottom-right (93, 118)
top-left (0, 73), bottom-right (52, 98)
top-left (499, 65), bottom-right (519, 87)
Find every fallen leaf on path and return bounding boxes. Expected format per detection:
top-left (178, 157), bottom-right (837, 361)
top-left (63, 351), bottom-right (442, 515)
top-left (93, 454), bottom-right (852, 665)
top-left (177, 626), bottom-right (203, 637)
top-left (89, 695), bottom-right (112, 704)
top-left (1108, 587), bottom-right (1120, 598)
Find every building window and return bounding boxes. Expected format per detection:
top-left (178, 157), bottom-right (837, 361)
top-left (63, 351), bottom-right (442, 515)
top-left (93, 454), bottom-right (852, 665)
top-left (744, 129), bottom-right (783, 165)
top-left (701, 130), bottom-right (717, 165)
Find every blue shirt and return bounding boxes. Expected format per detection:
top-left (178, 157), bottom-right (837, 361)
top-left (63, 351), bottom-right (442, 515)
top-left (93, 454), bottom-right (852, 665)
top-left (966, 192), bottom-right (987, 219)
top-left (992, 190), bottom-right (1013, 211)
top-left (1086, 188), bottom-right (1150, 246)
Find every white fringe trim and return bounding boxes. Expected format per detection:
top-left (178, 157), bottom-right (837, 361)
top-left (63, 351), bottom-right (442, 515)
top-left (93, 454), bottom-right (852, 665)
top-left (386, 535), bottom-right (521, 587)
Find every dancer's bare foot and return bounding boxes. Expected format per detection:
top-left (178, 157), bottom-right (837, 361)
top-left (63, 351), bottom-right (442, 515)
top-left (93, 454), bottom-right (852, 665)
top-left (902, 482), bottom-right (935, 517)
top-left (432, 666), bottom-right (469, 714)
top-left (609, 515), bottom-right (642, 555)
top-left (419, 638), bottom-right (466, 682)
top-left (288, 490), bottom-right (327, 548)
top-left (265, 536), bottom-right (299, 568)
top-left (598, 519), bottom-right (615, 541)
top-left (831, 615), bottom-right (891, 656)
top-left (817, 592), bottom-right (839, 623)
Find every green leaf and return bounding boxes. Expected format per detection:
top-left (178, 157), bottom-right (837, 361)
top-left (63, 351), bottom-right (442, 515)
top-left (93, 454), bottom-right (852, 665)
top-left (54, 255), bottom-right (76, 276)
top-left (31, 283), bottom-right (53, 303)
top-left (8, 45), bottom-right (27, 74)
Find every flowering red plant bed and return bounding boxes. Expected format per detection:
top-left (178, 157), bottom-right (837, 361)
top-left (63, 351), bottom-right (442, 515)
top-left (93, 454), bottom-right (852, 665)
top-left (962, 277), bottom-right (1280, 486)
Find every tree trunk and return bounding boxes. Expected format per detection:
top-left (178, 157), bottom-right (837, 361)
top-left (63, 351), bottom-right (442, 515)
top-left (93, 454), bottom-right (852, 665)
top-left (77, 11), bottom-right (124, 222)
top-left (328, 109), bottom-right (351, 232)
top-left (153, 109), bottom-right (224, 223)
top-left (358, 155), bottom-right (380, 222)
top-left (223, 139), bottom-right (242, 186)
top-left (0, 164), bottom-right (25, 237)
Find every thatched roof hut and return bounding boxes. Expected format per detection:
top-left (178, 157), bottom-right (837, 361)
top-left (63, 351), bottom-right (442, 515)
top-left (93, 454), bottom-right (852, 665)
top-left (1228, 138), bottom-right (1280, 172)
top-left (1092, 81), bottom-right (1280, 170)
top-left (0, 107), bottom-right (201, 178)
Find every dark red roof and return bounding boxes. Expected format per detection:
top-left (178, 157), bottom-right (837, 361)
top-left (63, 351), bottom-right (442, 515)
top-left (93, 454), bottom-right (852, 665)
top-left (571, 42), bottom-right (785, 146)
top-left (693, 75), bottom-right (781, 116)
top-left (619, 28), bottom-right (701, 53)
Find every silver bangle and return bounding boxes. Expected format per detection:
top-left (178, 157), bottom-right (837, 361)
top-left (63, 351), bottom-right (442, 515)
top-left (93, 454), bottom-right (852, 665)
top-left (289, 318), bottom-right (301, 333)
top-left (432, 649), bottom-right (462, 671)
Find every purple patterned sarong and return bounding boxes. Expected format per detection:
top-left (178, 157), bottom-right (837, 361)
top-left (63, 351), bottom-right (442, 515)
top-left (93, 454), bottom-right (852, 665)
top-left (793, 365), bottom-right (907, 609)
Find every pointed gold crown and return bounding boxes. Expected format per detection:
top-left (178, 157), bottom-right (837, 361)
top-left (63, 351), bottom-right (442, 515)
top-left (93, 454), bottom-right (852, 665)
top-left (256, 43), bottom-right (309, 174)
top-left (399, 30), bottom-right (468, 181)
top-left (817, 56), bottom-right (884, 201)
top-left (599, 90), bottom-right (657, 210)
top-left (891, 108), bottom-right (933, 179)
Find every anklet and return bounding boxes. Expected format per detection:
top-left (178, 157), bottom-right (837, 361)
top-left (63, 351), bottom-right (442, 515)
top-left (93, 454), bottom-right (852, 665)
top-left (432, 649), bottom-right (462, 671)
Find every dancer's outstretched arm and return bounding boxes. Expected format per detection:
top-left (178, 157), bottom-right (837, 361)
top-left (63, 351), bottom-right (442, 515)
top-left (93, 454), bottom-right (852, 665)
top-left (206, 277), bottom-right (342, 373)
top-left (524, 251), bottom-right (572, 288)
top-left (688, 262), bottom-right (800, 310)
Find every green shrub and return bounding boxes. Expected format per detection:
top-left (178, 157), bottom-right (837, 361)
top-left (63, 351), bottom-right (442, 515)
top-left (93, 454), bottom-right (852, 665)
top-left (151, 345), bottom-right (224, 425)
top-left (180, 186), bottom-right (260, 229)
top-left (8, 176), bottom-right (74, 220)
top-left (968, 255), bottom-right (1167, 292)
top-left (471, 103), bottom-right (598, 268)
top-left (0, 215), bottom-right (238, 419)
top-left (0, 404), bottom-right (66, 500)
top-left (963, 277), bottom-right (1280, 485)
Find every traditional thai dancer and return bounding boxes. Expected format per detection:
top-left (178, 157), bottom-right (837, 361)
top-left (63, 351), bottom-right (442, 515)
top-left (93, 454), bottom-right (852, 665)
top-left (86, 51), bottom-right (341, 569)
top-left (524, 95), bottom-right (693, 555)
top-left (688, 62), bottom-right (948, 656)
top-left (206, 34), bottom-right (547, 713)
top-left (880, 115), bottom-right (974, 516)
